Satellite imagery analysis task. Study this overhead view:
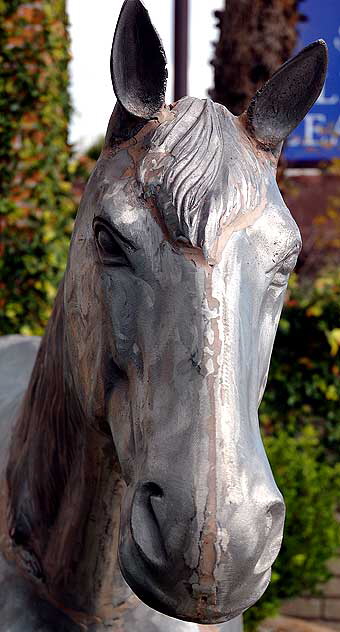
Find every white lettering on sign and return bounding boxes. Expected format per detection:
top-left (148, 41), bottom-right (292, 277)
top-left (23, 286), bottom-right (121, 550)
top-left (303, 113), bottom-right (328, 146)
top-left (332, 114), bottom-right (340, 145)
top-left (317, 85), bottom-right (339, 105)
top-left (287, 114), bottom-right (340, 149)
top-left (333, 26), bottom-right (340, 52)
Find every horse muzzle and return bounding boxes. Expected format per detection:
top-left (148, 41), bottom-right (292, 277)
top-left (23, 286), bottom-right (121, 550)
top-left (118, 477), bottom-right (285, 623)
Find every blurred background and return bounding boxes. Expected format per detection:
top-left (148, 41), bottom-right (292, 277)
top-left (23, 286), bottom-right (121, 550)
top-left (0, 1), bottom-right (340, 631)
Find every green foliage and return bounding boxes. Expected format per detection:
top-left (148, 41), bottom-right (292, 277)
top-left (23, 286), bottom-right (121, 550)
top-left (261, 270), bottom-right (340, 462)
top-left (244, 427), bottom-right (340, 630)
top-left (0, 0), bottom-right (75, 335)
top-left (85, 135), bottom-right (104, 162)
top-left (245, 269), bottom-right (340, 629)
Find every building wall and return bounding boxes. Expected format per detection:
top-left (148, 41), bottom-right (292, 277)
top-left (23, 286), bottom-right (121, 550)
top-left (281, 555), bottom-right (340, 630)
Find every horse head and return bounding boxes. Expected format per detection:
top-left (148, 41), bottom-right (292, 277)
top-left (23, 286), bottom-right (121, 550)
top-left (63, 0), bottom-right (327, 623)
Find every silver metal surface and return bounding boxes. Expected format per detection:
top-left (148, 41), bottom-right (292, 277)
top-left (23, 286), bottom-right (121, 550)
top-left (63, 95), bottom-right (299, 622)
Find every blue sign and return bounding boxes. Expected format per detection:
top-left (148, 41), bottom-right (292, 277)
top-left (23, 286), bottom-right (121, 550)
top-left (285, 0), bottom-right (340, 161)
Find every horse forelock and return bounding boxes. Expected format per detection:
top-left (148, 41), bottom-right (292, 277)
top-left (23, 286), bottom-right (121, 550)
top-left (139, 96), bottom-right (269, 257)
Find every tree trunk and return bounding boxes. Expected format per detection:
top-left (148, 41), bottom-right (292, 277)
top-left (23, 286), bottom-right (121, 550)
top-left (210, 0), bottom-right (304, 115)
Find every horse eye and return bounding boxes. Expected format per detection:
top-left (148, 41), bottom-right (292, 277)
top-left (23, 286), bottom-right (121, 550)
top-left (93, 221), bottom-right (129, 266)
top-left (97, 227), bottom-right (115, 254)
top-left (271, 253), bottom-right (298, 288)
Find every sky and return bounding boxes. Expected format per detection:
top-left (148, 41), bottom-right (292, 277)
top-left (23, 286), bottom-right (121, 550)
top-left (67, 0), bottom-right (224, 149)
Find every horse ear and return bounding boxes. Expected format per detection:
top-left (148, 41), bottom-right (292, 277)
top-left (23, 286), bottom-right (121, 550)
top-left (244, 40), bottom-right (328, 150)
top-left (110, 0), bottom-right (168, 119)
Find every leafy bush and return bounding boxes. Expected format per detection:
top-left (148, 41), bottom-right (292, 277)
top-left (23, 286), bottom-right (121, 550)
top-left (244, 268), bottom-right (340, 629)
top-left (0, 0), bottom-right (75, 335)
top-left (85, 135), bottom-right (104, 162)
top-left (244, 427), bottom-right (340, 630)
top-left (261, 269), bottom-right (340, 462)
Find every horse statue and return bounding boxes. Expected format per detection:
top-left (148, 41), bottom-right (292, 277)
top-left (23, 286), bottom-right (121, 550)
top-left (0, 1), bottom-right (327, 630)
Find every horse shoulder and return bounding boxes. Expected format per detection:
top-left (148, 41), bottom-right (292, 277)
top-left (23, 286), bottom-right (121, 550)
top-left (0, 553), bottom-right (82, 631)
top-left (0, 335), bottom-right (41, 467)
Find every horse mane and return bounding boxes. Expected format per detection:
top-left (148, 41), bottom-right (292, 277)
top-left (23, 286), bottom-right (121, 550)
top-left (140, 98), bottom-right (225, 249)
top-left (6, 279), bottom-right (86, 545)
top-left (141, 96), bottom-right (264, 256)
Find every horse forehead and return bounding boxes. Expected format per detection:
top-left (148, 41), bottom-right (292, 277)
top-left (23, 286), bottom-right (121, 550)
top-left (138, 97), bottom-right (275, 255)
top-left (91, 98), bottom-right (277, 260)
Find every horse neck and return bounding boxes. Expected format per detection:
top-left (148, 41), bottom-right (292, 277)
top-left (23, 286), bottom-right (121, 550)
top-left (4, 281), bottom-right (130, 620)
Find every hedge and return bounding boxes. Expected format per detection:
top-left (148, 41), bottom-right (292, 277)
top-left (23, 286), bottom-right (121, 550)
top-left (0, 0), bottom-right (75, 335)
top-left (244, 426), bottom-right (340, 630)
top-left (245, 269), bottom-right (340, 629)
top-left (261, 269), bottom-right (340, 463)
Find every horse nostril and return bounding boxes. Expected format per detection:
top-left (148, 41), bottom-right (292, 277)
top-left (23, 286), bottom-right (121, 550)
top-left (130, 482), bottom-right (168, 569)
top-left (254, 501), bottom-right (285, 575)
